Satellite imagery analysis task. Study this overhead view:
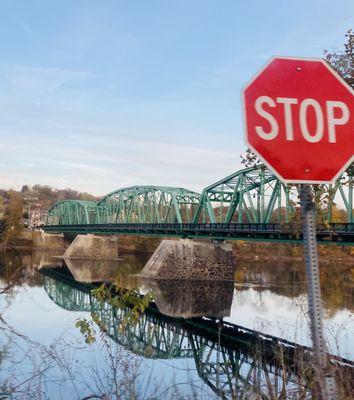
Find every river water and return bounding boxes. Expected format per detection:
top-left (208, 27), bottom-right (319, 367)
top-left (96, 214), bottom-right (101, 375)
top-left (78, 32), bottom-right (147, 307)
top-left (0, 246), bottom-right (353, 399)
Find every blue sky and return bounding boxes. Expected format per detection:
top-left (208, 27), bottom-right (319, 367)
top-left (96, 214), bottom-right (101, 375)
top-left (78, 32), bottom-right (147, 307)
top-left (0, 0), bottom-right (353, 195)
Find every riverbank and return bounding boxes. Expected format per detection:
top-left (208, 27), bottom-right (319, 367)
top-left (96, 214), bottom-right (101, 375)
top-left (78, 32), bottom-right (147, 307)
top-left (6, 229), bottom-right (354, 266)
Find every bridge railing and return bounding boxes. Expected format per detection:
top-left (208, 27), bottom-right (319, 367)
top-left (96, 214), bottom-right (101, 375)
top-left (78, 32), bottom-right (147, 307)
top-left (43, 221), bottom-right (354, 233)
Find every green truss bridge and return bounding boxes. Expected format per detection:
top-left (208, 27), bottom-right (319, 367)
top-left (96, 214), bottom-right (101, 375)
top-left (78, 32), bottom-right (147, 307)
top-left (43, 164), bottom-right (354, 243)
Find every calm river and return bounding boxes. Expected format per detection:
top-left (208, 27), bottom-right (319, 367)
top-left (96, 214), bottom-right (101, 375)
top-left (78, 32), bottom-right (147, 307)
top-left (0, 245), bottom-right (353, 399)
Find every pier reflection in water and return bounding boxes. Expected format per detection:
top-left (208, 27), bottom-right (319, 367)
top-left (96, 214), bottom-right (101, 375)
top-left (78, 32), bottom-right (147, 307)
top-left (140, 278), bottom-right (234, 318)
top-left (40, 259), bottom-right (353, 400)
top-left (1, 251), bottom-right (353, 399)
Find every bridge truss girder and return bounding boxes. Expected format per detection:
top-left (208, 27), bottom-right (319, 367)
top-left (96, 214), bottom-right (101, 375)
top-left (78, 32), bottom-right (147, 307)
top-left (193, 165), bottom-right (296, 224)
top-left (193, 165), bottom-right (353, 224)
top-left (45, 166), bottom-right (353, 226)
top-left (322, 174), bottom-right (353, 223)
top-left (96, 186), bottom-right (200, 224)
top-left (46, 200), bottom-right (98, 226)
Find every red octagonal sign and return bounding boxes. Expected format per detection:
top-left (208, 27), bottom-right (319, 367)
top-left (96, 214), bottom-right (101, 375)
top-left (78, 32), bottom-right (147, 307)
top-left (242, 57), bottom-right (354, 183)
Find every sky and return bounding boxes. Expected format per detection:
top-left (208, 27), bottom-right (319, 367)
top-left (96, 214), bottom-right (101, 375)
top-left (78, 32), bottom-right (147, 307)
top-left (0, 0), bottom-right (353, 195)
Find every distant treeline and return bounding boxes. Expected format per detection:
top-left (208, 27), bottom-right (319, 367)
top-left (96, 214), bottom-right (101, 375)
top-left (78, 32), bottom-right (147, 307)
top-left (0, 184), bottom-right (99, 217)
top-left (0, 185), bottom-right (100, 249)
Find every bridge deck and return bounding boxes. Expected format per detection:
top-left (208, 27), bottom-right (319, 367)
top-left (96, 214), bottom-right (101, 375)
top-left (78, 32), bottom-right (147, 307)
top-left (43, 222), bottom-right (354, 243)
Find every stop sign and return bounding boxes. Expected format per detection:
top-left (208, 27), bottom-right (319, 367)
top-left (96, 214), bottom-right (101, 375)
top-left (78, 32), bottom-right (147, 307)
top-left (242, 57), bottom-right (354, 183)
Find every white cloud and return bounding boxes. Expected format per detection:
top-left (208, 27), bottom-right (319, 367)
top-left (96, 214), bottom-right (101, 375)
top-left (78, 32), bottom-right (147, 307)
top-left (0, 65), bottom-right (94, 95)
top-left (0, 127), bottom-right (243, 195)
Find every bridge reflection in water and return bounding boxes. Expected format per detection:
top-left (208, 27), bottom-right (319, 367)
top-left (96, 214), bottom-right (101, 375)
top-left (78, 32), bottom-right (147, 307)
top-left (41, 265), bottom-right (353, 399)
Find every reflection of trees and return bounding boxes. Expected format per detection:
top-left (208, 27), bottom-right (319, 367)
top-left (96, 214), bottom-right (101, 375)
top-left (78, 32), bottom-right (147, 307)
top-left (0, 252), bottom-right (26, 301)
top-left (235, 257), bottom-right (354, 315)
top-left (0, 251), bottom-right (44, 296)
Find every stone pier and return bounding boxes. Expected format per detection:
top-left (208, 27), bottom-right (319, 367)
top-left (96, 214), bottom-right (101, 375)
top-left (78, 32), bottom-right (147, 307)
top-left (63, 234), bottom-right (119, 260)
top-left (139, 239), bottom-right (235, 281)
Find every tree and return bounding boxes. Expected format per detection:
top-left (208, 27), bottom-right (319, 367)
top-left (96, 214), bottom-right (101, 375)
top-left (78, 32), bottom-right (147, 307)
top-left (0, 191), bottom-right (24, 250)
top-left (324, 29), bottom-right (354, 89)
top-left (0, 197), bottom-right (5, 217)
top-left (240, 148), bottom-right (261, 168)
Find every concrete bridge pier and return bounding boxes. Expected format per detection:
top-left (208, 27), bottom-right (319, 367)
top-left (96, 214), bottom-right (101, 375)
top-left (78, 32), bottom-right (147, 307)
top-left (63, 234), bottom-right (119, 260)
top-left (140, 239), bottom-right (236, 281)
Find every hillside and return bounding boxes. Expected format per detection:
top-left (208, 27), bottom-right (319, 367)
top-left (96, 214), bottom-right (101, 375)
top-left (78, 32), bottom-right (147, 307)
top-left (0, 184), bottom-right (100, 220)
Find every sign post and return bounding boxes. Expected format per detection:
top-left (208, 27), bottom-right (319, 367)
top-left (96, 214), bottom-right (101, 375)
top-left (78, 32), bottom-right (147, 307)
top-left (242, 57), bottom-right (354, 399)
top-left (300, 184), bottom-right (336, 399)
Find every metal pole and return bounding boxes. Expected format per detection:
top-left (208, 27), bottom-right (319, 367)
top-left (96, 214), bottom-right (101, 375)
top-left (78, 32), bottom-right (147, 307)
top-left (300, 184), bottom-right (336, 400)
